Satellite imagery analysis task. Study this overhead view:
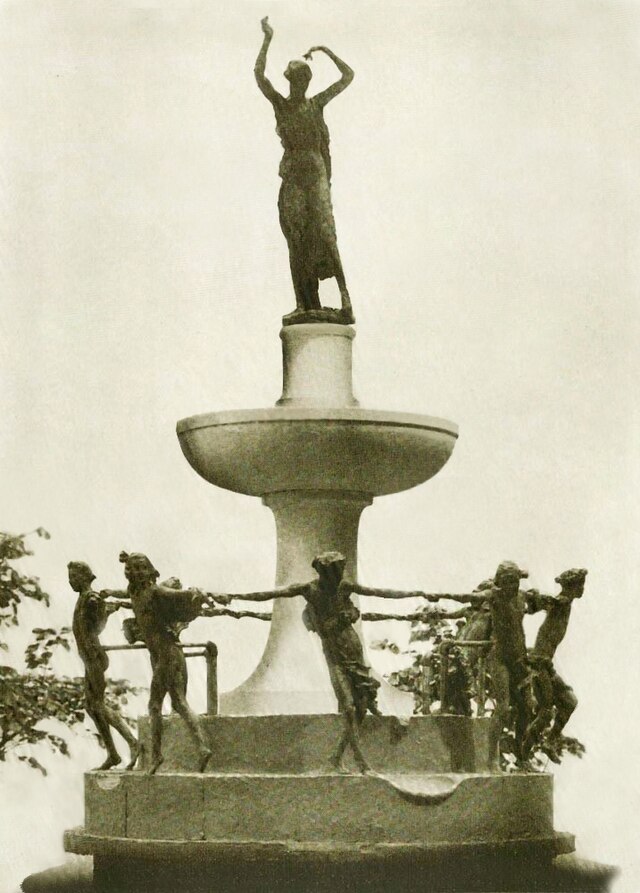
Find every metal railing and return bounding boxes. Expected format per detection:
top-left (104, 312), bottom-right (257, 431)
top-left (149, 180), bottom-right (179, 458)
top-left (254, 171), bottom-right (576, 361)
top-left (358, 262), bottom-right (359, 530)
top-left (420, 638), bottom-right (492, 718)
top-left (101, 613), bottom-right (492, 720)
top-left (104, 641), bottom-right (218, 715)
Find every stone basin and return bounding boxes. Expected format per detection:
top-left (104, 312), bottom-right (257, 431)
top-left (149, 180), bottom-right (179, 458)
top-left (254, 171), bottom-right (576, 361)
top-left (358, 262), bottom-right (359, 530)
top-left (176, 407), bottom-right (458, 498)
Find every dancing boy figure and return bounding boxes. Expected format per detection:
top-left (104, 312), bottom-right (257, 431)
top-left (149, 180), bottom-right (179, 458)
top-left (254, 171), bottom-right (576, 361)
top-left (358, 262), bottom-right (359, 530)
top-left (68, 561), bottom-right (139, 770)
top-left (427, 561), bottom-right (535, 764)
top-left (523, 568), bottom-right (588, 761)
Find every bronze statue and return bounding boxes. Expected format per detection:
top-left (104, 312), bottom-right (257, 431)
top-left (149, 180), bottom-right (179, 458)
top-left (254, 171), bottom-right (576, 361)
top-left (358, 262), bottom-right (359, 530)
top-left (206, 552), bottom-right (420, 772)
top-left (523, 568), bottom-right (587, 761)
top-left (68, 561), bottom-right (139, 771)
top-left (427, 562), bottom-right (535, 764)
top-left (255, 17), bottom-right (354, 325)
top-left (105, 552), bottom-right (214, 774)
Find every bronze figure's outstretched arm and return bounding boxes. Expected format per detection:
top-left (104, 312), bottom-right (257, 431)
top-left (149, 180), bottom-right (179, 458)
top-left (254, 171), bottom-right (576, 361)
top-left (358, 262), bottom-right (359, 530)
top-left (100, 588), bottom-right (128, 600)
top-left (342, 581), bottom-right (425, 600)
top-left (426, 592), bottom-right (488, 606)
top-left (104, 598), bottom-right (132, 616)
top-left (304, 45), bottom-right (354, 106)
top-left (255, 17), bottom-right (281, 104)
top-left (342, 581), bottom-right (486, 606)
top-left (362, 606), bottom-right (470, 622)
top-left (205, 581), bottom-right (311, 606)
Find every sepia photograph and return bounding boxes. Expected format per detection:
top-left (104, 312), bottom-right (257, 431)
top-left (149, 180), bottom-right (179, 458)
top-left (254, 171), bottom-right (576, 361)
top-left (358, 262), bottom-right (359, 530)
top-left (1, 2), bottom-right (638, 891)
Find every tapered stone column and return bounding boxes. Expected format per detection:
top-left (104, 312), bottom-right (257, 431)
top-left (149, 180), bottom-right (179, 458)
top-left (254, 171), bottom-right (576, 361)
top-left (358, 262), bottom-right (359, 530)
top-left (221, 490), bottom-right (370, 714)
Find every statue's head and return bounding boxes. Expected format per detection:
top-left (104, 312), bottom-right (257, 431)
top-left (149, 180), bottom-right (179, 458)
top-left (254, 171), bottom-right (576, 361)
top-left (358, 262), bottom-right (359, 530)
top-left (67, 560), bottom-right (95, 592)
top-left (494, 560), bottom-right (528, 592)
top-left (119, 551), bottom-right (159, 585)
top-left (284, 60), bottom-right (312, 91)
top-left (555, 567), bottom-right (587, 598)
top-left (312, 551), bottom-right (346, 587)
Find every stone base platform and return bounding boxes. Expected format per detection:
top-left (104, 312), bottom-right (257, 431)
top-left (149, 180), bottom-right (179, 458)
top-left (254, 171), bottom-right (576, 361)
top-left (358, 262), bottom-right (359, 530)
top-left (136, 714), bottom-right (499, 774)
top-left (81, 770), bottom-right (553, 845)
top-left (62, 715), bottom-right (617, 891)
top-left (60, 830), bottom-right (618, 892)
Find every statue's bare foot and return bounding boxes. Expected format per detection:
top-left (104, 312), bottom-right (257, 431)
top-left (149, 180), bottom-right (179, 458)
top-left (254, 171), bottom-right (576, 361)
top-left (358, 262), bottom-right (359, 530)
top-left (125, 741), bottom-right (141, 771)
top-left (543, 747), bottom-right (562, 765)
top-left (330, 754), bottom-right (349, 774)
top-left (95, 754), bottom-right (121, 771)
top-left (390, 716), bottom-right (410, 742)
top-left (559, 735), bottom-right (585, 755)
top-left (339, 307), bottom-right (355, 325)
top-left (148, 755), bottom-right (164, 775)
top-left (198, 748), bottom-right (212, 773)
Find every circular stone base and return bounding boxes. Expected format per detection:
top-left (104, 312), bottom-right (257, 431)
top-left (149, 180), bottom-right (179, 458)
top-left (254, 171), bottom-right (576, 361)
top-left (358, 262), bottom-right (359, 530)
top-left (55, 830), bottom-right (617, 892)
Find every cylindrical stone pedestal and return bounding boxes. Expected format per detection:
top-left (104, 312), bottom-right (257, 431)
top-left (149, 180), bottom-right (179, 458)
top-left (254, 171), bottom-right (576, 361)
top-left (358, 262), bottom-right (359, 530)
top-left (277, 324), bottom-right (358, 407)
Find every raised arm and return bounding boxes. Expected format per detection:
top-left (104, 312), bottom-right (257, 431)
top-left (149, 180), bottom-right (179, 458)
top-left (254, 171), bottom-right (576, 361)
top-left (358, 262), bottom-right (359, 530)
top-left (522, 589), bottom-right (557, 614)
top-left (304, 45), bottom-right (354, 106)
top-left (255, 17), bottom-right (281, 104)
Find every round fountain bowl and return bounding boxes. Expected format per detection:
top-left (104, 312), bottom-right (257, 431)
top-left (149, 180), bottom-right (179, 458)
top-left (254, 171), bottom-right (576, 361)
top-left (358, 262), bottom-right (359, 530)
top-left (177, 407), bottom-right (458, 498)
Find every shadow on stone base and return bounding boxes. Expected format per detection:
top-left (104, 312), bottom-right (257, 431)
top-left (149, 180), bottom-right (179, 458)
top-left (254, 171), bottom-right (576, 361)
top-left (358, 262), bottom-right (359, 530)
top-left (25, 842), bottom-right (617, 893)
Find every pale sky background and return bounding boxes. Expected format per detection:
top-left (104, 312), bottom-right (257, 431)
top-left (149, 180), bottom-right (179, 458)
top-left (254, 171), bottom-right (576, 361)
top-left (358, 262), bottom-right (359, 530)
top-left (1, 1), bottom-right (639, 890)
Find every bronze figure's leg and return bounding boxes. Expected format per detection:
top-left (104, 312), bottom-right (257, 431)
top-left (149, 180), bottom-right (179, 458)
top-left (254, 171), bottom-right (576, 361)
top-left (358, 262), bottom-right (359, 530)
top-left (549, 671), bottom-right (578, 740)
top-left (333, 257), bottom-right (354, 322)
top-left (489, 657), bottom-right (511, 761)
top-left (148, 666), bottom-right (168, 775)
top-left (523, 665), bottom-right (554, 759)
top-left (85, 666), bottom-right (121, 771)
top-left (104, 705), bottom-right (140, 770)
top-left (168, 652), bottom-right (212, 773)
top-left (279, 178), bottom-right (322, 312)
top-left (328, 662), bottom-right (370, 773)
top-left (510, 661), bottom-right (533, 763)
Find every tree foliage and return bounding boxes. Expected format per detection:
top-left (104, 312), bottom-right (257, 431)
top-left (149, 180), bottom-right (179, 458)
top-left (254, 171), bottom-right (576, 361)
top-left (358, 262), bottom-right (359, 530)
top-left (0, 528), bottom-right (51, 632)
top-left (0, 529), bottom-right (138, 773)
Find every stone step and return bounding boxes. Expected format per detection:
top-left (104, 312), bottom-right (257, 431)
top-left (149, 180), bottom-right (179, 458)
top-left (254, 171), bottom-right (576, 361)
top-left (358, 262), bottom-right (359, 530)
top-left (136, 714), bottom-right (498, 774)
top-left (84, 770), bottom-right (552, 847)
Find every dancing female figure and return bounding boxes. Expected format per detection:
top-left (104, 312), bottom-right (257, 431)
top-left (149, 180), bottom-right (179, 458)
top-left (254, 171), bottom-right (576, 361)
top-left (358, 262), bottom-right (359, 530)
top-left (104, 552), bottom-right (214, 774)
top-left (206, 552), bottom-right (417, 772)
top-left (255, 17), bottom-right (354, 324)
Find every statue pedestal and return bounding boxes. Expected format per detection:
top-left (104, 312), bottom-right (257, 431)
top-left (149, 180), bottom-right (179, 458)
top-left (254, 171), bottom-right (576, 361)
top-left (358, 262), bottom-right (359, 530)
top-left (62, 716), bottom-right (616, 892)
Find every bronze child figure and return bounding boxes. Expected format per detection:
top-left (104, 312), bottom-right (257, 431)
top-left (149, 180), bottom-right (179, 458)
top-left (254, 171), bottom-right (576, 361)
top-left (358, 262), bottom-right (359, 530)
top-left (523, 568), bottom-right (588, 761)
top-left (107, 552), bottom-right (213, 775)
top-left (255, 17), bottom-right (354, 324)
top-left (427, 561), bottom-right (535, 764)
top-left (68, 561), bottom-right (139, 771)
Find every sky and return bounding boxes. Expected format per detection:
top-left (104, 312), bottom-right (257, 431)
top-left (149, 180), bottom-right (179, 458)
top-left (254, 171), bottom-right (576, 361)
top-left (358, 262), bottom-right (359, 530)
top-left (1, 1), bottom-right (639, 890)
